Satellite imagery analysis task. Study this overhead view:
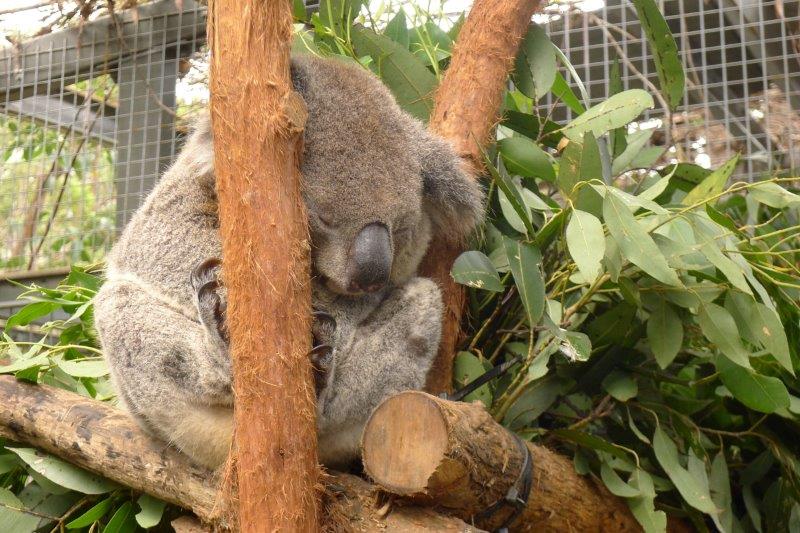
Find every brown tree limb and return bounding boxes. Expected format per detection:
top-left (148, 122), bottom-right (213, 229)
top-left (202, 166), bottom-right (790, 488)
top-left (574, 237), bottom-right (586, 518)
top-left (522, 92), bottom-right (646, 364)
top-left (361, 391), bottom-right (641, 532)
top-left (423, 0), bottom-right (544, 393)
top-left (0, 376), bottom-right (480, 532)
top-left (207, 0), bottom-right (319, 530)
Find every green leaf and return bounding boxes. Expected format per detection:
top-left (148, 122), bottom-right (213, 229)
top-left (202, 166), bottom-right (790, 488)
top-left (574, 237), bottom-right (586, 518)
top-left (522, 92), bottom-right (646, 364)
top-left (7, 448), bottom-right (117, 494)
top-left (551, 71), bottom-right (586, 115)
top-left (514, 24), bottom-right (557, 102)
top-left (603, 192), bottom-right (682, 286)
top-left (66, 496), bottom-right (115, 529)
top-left (498, 137), bottom-right (555, 182)
top-left (727, 292), bottom-right (793, 375)
top-left (612, 129), bottom-right (654, 175)
top-left (601, 463), bottom-right (641, 498)
top-left (652, 427), bottom-right (717, 514)
top-left (602, 371), bottom-right (638, 402)
top-left (559, 331), bottom-right (591, 362)
top-left (503, 238), bottom-right (545, 326)
top-left (749, 181), bottom-right (800, 208)
top-left (4, 301), bottom-right (58, 332)
top-left (709, 452), bottom-right (734, 533)
top-left (716, 356), bottom-right (790, 413)
top-left (647, 300), bottom-right (683, 369)
top-left (558, 134), bottom-right (602, 198)
top-left (694, 222), bottom-right (752, 295)
top-left (489, 158), bottom-right (535, 236)
top-left (135, 494), bottom-right (167, 529)
top-left (697, 303), bottom-right (752, 368)
top-left (384, 10), bottom-right (409, 48)
top-left (682, 154), bottom-right (739, 206)
top-left (451, 251), bottom-right (503, 292)
top-left (628, 470), bottom-right (668, 533)
top-left (351, 26), bottom-right (437, 121)
top-left (631, 0), bottom-right (685, 109)
top-left (452, 352), bottom-right (492, 407)
top-left (566, 209), bottom-right (605, 283)
top-left (103, 501), bottom-right (137, 533)
top-left (561, 90), bottom-right (654, 142)
top-left (56, 359), bottom-right (109, 378)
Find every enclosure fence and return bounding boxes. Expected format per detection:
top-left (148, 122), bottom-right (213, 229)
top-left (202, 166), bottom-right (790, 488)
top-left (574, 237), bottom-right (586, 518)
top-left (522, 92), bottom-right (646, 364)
top-left (1, 0), bottom-right (799, 330)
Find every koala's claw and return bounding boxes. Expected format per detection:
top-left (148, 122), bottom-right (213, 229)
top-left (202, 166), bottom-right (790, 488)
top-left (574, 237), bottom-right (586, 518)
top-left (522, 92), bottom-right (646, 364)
top-left (309, 343), bottom-right (333, 395)
top-left (192, 258), bottom-right (228, 345)
top-left (191, 257), bottom-right (222, 291)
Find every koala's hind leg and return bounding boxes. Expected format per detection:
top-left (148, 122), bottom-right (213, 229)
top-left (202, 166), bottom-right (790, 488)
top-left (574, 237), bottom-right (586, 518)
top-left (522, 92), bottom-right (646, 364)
top-left (317, 277), bottom-right (443, 466)
top-left (94, 280), bottom-right (234, 469)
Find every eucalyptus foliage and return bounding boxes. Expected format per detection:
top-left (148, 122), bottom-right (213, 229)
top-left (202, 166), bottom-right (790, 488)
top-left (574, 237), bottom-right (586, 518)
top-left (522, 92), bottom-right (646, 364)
top-left (1, 1), bottom-right (799, 532)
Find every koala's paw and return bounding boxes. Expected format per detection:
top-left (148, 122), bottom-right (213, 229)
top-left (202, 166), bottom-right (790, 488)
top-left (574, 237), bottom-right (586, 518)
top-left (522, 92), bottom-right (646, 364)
top-left (309, 309), bottom-right (336, 396)
top-left (191, 258), bottom-right (228, 347)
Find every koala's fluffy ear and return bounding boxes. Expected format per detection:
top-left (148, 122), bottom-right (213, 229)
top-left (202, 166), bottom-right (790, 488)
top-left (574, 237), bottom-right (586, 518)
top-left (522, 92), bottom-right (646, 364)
top-left (420, 134), bottom-right (485, 241)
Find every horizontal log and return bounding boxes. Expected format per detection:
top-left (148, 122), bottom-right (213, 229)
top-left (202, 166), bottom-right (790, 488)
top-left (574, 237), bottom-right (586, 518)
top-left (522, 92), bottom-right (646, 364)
top-left (0, 376), bottom-right (478, 531)
top-left (361, 391), bottom-right (641, 532)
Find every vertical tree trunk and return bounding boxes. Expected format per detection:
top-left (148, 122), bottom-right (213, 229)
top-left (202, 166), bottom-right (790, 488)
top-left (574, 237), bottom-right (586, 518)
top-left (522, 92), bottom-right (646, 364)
top-left (423, 0), bottom-right (544, 393)
top-left (207, 1), bottom-right (319, 530)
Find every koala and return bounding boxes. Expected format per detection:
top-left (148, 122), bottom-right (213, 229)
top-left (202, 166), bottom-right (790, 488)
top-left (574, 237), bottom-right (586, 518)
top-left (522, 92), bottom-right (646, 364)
top-left (93, 54), bottom-right (484, 470)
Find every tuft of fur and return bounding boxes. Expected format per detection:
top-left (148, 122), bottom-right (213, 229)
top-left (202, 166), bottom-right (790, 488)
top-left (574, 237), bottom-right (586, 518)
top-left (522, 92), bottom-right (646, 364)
top-left (94, 54), bottom-right (485, 469)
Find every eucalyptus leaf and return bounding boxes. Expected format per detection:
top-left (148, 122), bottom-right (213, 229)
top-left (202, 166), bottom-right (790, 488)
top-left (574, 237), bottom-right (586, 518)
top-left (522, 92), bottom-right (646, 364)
top-left (453, 351), bottom-right (492, 407)
top-left (562, 90), bottom-right (654, 142)
top-left (647, 300), bottom-right (683, 369)
top-left (603, 192), bottom-right (682, 286)
top-left (631, 0), bottom-right (685, 109)
top-left (451, 251), bottom-right (504, 292)
top-left (602, 371), bottom-right (638, 402)
top-left (351, 26), bottom-right (437, 120)
top-left (697, 303), bottom-right (752, 369)
top-left (566, 209), bottom-right (605, 283)
top-left (682, 154), bottom-right (739, 206)
top-left (652, 427), bottom-right (717, 514)
top-left (716, 356), bottom-right (790, 413)
top-left (503, 238), bottom-right (545, 326)
top-left (135, 493), bottom-right (167, 529)
top-left (498, 137), bottom-right (555, 182)
top-left (7, 448), bottom-right (117, 494)
top-left (601, 462), bottom-right (641, 498)
top-left (514, 24), bottom-right (557, 102)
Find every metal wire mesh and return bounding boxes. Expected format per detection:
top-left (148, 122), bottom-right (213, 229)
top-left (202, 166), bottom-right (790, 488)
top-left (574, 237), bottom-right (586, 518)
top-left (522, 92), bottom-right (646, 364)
top-left (542, 0), bottom-right (800, 176)
top-left (1, 0), bottom-right (207, 277)
top-left (0, 0), bottom-right (798, 289)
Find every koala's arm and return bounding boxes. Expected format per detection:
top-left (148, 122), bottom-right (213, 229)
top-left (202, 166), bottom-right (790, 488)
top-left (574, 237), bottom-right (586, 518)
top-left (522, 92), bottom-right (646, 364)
top-left (315, 277), bottom-right (442, 467)
top-left (94, 277), bottom-right (234, 470)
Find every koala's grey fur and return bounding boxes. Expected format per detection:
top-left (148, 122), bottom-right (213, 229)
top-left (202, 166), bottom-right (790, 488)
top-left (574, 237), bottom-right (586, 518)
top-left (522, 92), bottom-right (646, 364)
top-left (94, 55), bottom-right (484, 470)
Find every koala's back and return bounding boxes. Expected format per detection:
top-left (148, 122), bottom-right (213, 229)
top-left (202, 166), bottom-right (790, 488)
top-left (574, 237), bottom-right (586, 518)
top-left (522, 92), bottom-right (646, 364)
top-left (105, 120), bottom-right (219, 307)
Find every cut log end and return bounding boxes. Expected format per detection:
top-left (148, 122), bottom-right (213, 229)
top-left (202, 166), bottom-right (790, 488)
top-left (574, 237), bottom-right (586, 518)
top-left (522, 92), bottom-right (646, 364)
top-left (361, 391), bottom-right (450, 495)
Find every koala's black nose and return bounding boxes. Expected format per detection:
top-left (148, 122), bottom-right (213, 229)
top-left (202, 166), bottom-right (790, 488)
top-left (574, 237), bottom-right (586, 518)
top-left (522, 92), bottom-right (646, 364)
top-left (349, 223), bottom-right (392, 293)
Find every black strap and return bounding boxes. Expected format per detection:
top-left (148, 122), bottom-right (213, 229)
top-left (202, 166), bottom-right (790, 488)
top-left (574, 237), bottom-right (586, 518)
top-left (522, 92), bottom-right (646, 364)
top-left (442, 354), bottom-right (533, 532)
top-left (443, 354), bottom-right (522, 402)
top-left (473, 433), bottom-right (534, 532)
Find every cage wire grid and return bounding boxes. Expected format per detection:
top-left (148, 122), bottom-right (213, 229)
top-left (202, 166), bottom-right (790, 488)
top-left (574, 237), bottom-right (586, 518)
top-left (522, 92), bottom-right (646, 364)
top-left (0, 0), bottom-right (798, 331)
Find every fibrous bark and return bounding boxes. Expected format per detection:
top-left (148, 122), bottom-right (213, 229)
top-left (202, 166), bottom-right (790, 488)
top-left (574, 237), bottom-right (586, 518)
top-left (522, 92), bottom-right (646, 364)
top-left (207, 0), bottom-right (318, 530)
top-left (0, 376), bottom-right (478, 532)
top-left (423, 0), bottom-right (544, 393)
top-left (361, 391), bottom-right (641, 532)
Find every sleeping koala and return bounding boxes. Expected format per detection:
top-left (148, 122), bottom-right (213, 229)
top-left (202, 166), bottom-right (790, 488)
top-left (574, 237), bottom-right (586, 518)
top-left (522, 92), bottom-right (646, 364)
top-left (93, 54), bottom-right (484, 470)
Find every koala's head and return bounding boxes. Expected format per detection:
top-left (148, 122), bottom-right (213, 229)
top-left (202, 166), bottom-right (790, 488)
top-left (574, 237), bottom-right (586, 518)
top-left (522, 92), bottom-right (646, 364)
top-left (291, 55), bottom-right (484, 296)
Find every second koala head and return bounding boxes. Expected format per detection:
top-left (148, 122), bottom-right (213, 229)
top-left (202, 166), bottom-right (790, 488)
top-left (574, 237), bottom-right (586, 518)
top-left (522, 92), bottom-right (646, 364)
top-left (291, 55), bottom-right (484, 296)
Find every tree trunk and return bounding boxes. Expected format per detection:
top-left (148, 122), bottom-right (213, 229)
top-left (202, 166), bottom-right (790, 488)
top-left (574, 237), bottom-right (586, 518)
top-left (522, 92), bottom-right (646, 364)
top-left (361, 391), bottom-right (641, 532)
top-left (0, 376), bottom-right (478, 532)
top-left (207, 0), bottom-right (318, 530)
top-left (424, 0), bottom-right (544, 394)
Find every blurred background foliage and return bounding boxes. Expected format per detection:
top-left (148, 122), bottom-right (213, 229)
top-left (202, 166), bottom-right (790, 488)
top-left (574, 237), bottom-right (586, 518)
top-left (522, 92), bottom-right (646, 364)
top-left (2, 0), bottom-right (800, 531)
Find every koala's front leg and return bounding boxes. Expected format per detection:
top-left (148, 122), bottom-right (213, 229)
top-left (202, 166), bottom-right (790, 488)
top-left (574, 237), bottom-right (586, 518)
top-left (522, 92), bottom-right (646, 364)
top-left (316, 278), bottom-right (442, 467)
top-left (191, 258), bottom-right (229, 357)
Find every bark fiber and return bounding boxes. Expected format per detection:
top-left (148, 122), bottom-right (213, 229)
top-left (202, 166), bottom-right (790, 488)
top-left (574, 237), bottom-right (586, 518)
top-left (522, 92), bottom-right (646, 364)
top-left (423, 0), bottom-right (544, 394)
top-left (207, 0), bottom-right (318, 529)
